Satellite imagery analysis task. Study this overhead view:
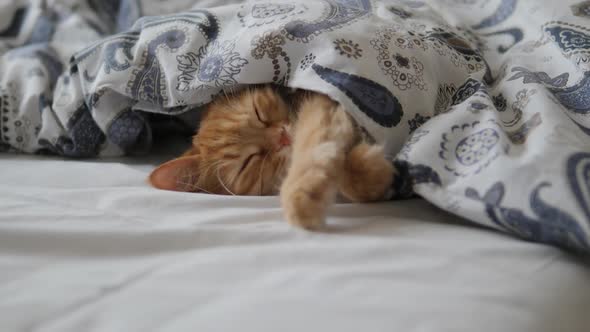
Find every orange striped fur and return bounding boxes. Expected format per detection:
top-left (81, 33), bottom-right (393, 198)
top-left (150, 85), bottom-right (395, 229)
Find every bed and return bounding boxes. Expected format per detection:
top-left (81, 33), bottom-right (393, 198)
top-left (1, 0), bottom-right (590, 330)
top-left (1, 149), bottom-right (590, 332)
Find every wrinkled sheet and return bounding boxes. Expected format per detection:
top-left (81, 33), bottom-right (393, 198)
top-left (1, 152), bottom-right (589, 332)
top-left (1, 1), bottom-right (590, 250)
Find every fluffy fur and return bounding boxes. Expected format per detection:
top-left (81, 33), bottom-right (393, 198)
top-left (150, 86), bottom-right (395, 229)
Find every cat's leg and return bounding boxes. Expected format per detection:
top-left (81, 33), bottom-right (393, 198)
top-left (280, 95), bottom-right (355, 230)
top-left (338, 143), bottom-right (396, 203)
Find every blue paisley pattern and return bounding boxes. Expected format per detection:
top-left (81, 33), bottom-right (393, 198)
top-left (391, 160), bottom-right (442, 199)
top-left (1, 0), bottom-right (590, 253)
top-left (544, 22), bottom-right (590, 55)
top-left (549, 71), bottom-right (590, 115)
top-left (455, 128), bottom-right (500, 166)
top-left (439, 121), bottom-right (508, 177)
top-left (508, 67), bottom-right (570, 88)
top-left (466, 182), bottom-right (590, 252)
top-left (283, 0), bottom-right (372, 42)
top-left (127, 29), bottom-right (187, 106)
top-left (312, 64), bottom-right (403, 127)
top-left (451, 79), bottom-right (483, 106)
top-left (567, 152), bottom-right (590, 221)
top-left (472, 0), bottom-right (518, 30)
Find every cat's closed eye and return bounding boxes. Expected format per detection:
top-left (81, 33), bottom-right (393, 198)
top-left (253, 105), bottom-right (268, 127)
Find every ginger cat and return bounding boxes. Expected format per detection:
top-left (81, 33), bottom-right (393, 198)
top-left (149, 86), bottom-right (395, 230)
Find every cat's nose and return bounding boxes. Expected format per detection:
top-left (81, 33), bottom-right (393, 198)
top-left (278, 129), bottom-right (292, 147)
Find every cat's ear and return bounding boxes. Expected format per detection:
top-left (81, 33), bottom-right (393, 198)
top-left (149, 155), bottom-right (201, 192)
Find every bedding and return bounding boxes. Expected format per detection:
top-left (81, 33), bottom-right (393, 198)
top-left (1, 0), bottom-right (590, 252)
top-left (1, 152), bottom-right (590, 332)
top-left (1, 3), bottom-right (590, 329)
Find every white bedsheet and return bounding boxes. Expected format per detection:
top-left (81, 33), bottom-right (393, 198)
top-left (1, 152), bottom-right (589, 332)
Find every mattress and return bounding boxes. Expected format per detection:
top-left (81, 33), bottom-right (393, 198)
top-left (1, 147), bottom-right (589, 332)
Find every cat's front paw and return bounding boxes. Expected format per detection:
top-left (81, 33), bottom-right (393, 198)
top-left (280, 168), bottom-right (335, 230)
top-left (282, 190), bottom-right (327, 230)
top-left (339, 144), bottom-right (395, 202)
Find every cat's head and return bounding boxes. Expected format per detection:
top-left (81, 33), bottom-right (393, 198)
top-left (150, 86), bottom-right (293, 195)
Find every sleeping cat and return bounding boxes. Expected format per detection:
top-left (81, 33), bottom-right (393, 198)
top-left (149, 86), bottom-right (396, 230)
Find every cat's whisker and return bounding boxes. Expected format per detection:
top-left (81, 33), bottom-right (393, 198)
top-left (226, 164), bottom-right (241, 191)
top-left (175, 179), bottom-right (215, 195)
top-left (216, 167), bottom-right (236, 196)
